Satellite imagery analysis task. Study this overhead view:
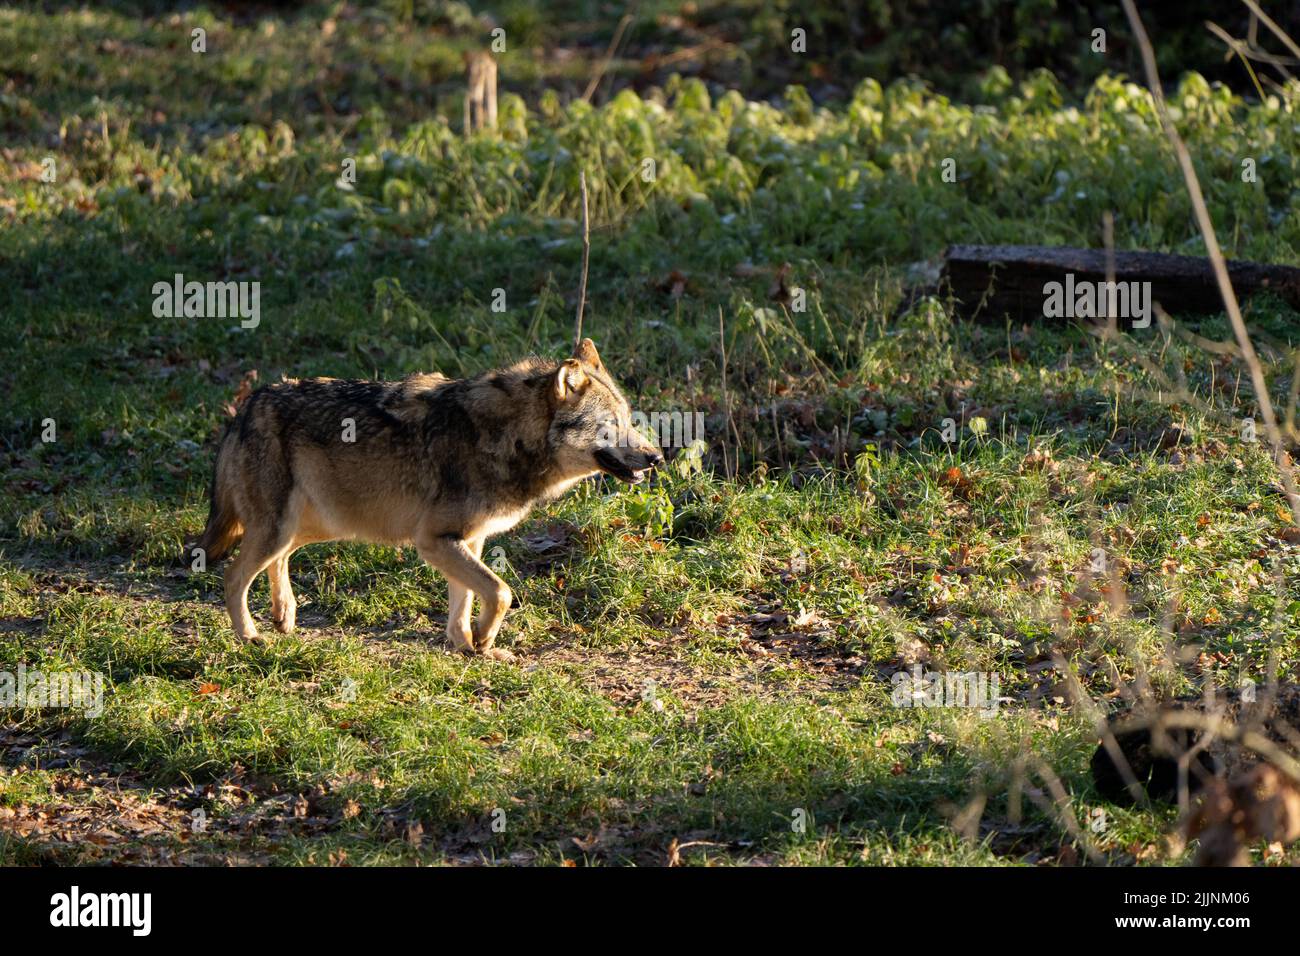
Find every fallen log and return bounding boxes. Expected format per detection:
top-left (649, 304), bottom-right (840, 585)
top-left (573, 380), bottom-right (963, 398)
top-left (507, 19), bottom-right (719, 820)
top-left (938, 244), bottom-right (1300, 326)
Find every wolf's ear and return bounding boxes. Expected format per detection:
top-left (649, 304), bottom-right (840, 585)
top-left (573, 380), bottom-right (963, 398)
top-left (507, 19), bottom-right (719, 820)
top-left (573, 338), bottom-right (604, 371)
top-left (554, 359), bottom-right (589, 402)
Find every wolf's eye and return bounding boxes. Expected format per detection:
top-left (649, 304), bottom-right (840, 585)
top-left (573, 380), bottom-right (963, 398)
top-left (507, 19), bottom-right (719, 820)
top-left (593, 419), bottom-right (619, 445)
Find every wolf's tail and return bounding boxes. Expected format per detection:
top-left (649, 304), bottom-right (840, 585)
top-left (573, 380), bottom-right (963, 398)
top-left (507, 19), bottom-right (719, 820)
top-left (189, 431), bottom-right (243, 565)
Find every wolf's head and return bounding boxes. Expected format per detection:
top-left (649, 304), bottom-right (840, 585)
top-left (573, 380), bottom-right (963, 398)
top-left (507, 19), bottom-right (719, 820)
top-left (549, 339), bottom-right (664, 484)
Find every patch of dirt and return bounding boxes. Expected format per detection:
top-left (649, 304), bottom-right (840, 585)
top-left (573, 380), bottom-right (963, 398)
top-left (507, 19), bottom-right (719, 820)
top-left (0, 729), bottom-right (362, 865)
top-left (719, 601), bottom-right (864, 663)
top-left (5, 554), bottom-right (214, 614)
top-left (536, 598), bottom-right (874, 711)
top-left (542, 639), bottom-right (746, 709)
top-left (0, 729), bottom-right (238, 864)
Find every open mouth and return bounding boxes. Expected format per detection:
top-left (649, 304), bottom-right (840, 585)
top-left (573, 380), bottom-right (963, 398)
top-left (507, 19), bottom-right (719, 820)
top-left (595, 448), bottom-right (651, 484)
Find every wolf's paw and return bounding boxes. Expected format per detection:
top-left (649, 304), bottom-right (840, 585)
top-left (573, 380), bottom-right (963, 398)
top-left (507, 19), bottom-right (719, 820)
top-left (471, 621), bottom-right (488, 646)
top-left (445, 627), bottom-right (476, 655)
top-left (271, 612), bottom-right (295, 634)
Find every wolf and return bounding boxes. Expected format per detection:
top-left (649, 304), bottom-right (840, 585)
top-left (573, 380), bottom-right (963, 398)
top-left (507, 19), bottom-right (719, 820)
top-left (191, 339), bottom-right (663, 661)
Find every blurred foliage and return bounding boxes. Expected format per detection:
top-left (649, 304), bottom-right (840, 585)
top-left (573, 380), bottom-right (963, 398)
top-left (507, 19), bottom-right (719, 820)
top-left (20, 0), bottom-right (1271, 101)
top-left (702, 0), bottom-right (1260, 98)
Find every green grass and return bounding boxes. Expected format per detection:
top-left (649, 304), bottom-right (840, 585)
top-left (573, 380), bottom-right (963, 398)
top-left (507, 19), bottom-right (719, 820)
top-left (3, 3), bottom-right (1300, 866)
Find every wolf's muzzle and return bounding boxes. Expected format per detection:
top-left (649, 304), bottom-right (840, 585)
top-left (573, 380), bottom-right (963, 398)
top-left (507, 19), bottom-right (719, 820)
top-left (595, 447), bottom-right (665, 484)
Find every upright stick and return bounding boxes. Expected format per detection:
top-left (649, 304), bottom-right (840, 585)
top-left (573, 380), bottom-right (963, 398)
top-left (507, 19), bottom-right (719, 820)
top-left (574, 171), bottom-right (590, 349)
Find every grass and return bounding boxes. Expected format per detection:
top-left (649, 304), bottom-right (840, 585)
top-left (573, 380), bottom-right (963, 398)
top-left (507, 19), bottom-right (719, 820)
top-left (2, 3), bottom-right (1300, 865)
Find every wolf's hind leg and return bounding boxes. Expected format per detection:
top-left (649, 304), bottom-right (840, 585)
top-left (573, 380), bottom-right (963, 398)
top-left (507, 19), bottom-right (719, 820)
top-left (269, 550), bottom-right (298, 634)
top-left (225, 529), bottom-right (293, 642)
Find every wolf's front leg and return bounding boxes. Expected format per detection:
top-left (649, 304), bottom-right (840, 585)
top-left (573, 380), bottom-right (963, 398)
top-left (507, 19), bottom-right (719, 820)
top-left (444, 578), bottom-right (475, 653)
top-left (268, 553), bottom-right (298, 634)
top-left (417, 534), bottom-right (515, 661)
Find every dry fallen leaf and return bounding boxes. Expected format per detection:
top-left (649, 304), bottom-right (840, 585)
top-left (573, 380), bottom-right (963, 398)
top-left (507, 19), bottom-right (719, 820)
top-left (1185, 764), bottom-right (1300, 866)
top-left (406, 821), bottom-right (424, 847)
top-left (1021, 450), bottom-right (1058, 474)
top-left (939, 466), bottom-right (973, 498)
top-left (223, 369), bottom-right (259, 418)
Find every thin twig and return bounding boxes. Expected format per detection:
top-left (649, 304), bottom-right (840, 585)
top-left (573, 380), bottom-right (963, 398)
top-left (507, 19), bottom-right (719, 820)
top-left (648, 38), bottom-right (728, 70)
top-left (718, 307), bottom-right (742, 479)
top-left (718, 308), bottom-right (731, 478)
top-left (1029, 757), bottom-right (1107, 864)
top-left (1239, 0), bottom-right (1300, 63)
top-left (574, 171), bottom-right (590, 350)
top-left (1122, 0), bottom-right (1300, 526)
top-left (1207, 21), bottom-right (1298, 71)
top-left (1102, 209), bottom-right (1116, 336)
top-left (1109, 709), bottom-right (1300, 788)
top-left (582, 6), bottom-right (638, 103)
top-left (771, 402), bottom-right (786, 469)
top-left (1205, 21), bottom-right (1283, 95)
